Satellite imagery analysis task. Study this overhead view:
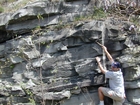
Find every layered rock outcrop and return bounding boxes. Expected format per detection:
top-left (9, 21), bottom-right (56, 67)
top-left (0, 0), bottom-right (140, 105)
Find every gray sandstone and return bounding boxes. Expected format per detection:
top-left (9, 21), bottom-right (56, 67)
top-left (0, 0), bottom-right (139, 105)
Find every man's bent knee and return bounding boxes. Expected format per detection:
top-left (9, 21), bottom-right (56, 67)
top-left (98, 86), bottom-right (104, 92)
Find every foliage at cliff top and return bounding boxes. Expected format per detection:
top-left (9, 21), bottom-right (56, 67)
top-left (0, 0), bottom-right (140, 26)
top-left (0, 0), bottom-right (37, 13)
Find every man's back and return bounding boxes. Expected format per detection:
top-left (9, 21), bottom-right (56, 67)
top-left (105, 70), bottom-right (125, 96)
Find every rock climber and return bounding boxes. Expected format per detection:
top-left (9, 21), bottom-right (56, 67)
top-left (95, 43), bottom-right (126, 105)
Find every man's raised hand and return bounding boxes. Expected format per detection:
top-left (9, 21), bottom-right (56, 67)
top-left (95, 57), bottom-right (101, 62)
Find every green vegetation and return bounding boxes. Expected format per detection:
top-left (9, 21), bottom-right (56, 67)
top-left (92, 7), bottom-right (107, 19)
top-left (24, 88), bottom-right (35, 105)
top-left (10, 64), bottom-right (15, 69)
top-left (0, 0), bottom-right (15, 13)
top-left (129, 16), bottom-right (140, 26)
top-left (0, 0), bottom-right (16, 4)
top-left (0, 0), bottom-right (139, 27)
top-left (0, 0), bottom-right (36, 13)
top-left (0, 6), bottom-right (4, 13)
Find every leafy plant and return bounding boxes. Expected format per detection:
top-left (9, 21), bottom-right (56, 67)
top-left (23, 88), bottom-right (35, 105)
top-left (0, 6), bottom-right (4, 13)
top-left (129, 16), bottom-right (140, 26)
top-left (92, 7), bottom-right (107, 19)
top-left (74, 15), bottom-right (85, 21)
top-left (0, 0), bottom-right (35, 13)
top-left (10, 64), bottom-right (15, 69)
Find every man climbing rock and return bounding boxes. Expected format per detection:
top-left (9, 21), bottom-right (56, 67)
top-left (95, 44), bottom-right (125, 105)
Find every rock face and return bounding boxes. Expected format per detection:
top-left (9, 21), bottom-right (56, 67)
top-left (0, 0), bottom-right (140, 105)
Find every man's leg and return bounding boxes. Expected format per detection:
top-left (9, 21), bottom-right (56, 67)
top-left (98, 87), bottom-right (105, 105)
top-left (99, 87), bottom-right (125, 105)
top-left (113, 100), bottom-right (122, 105)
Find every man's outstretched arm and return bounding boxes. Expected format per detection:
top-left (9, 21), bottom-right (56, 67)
top-left (96, 42), bottom-right (114, 63)
top-left (102, 45), bottom-right (114, 63)
top-left (96, 57), bottom-right (107, 74)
